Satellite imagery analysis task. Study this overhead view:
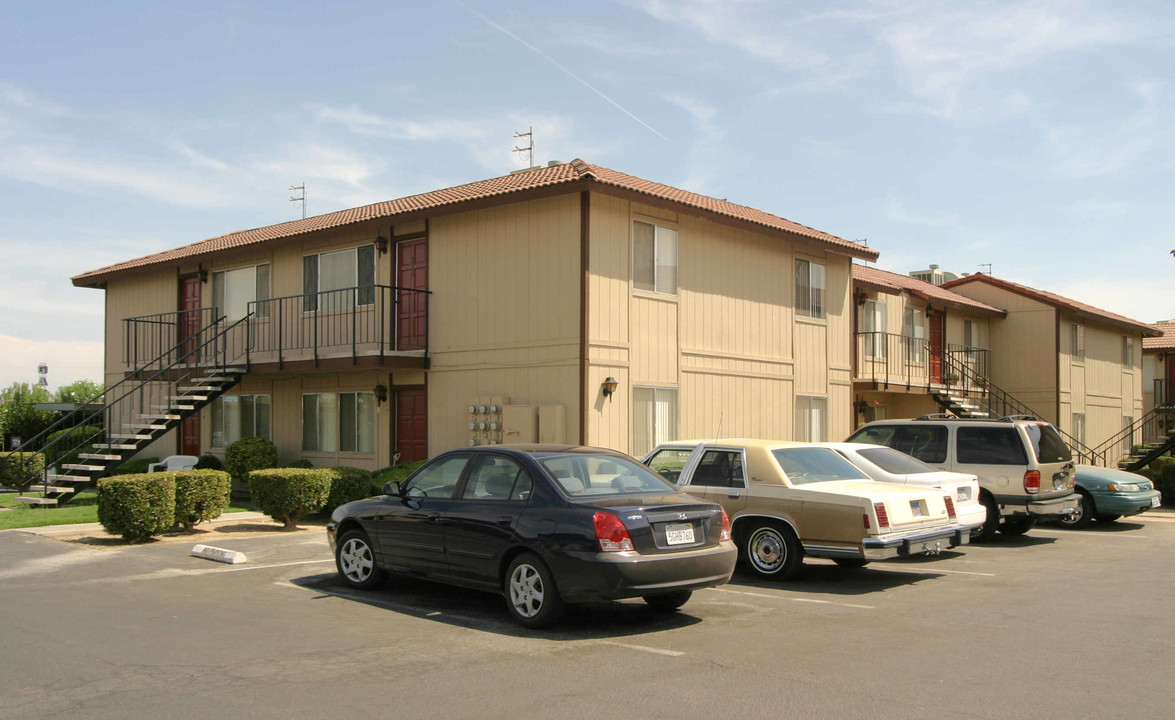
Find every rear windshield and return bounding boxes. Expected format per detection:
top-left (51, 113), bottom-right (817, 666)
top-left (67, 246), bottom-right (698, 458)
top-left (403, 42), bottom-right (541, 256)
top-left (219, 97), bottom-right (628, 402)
top-left (956, 427), bottom-right (1028, 465)
top-left (854, 447), bottom-right (939, 475)
top-left (538, 454), bottom-right (677, 496)
top-left (771, 447), bottom-right (871, 485)
top-left (1025, 423), bottom-right (1072, 463)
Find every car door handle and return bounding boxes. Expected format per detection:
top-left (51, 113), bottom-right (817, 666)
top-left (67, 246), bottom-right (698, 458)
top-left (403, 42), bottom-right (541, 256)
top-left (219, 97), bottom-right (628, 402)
top-left (427, 512), bottom-right (442, 522)
top-left (727, 492), bottom-right (741, 498)
top-left (497, 516), bottom-right (513, 526)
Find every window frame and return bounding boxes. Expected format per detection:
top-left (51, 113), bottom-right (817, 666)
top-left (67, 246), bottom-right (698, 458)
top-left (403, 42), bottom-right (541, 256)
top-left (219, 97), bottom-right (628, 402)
top-left (1071, 323), bottom-right (1085, 361)
top-left (795, 258), bottom-right (826, 320)
top-left (302, 391), bottom-right (376, 454)
top-left (302, 244), bottom-right (377, 312)
top-left (632, 386), bottom-right (678, 457)
top-left (210, 393), bottom-right (271, 449)
top-left (861, 299), bottom-right (886, 359)
top-left (632, 220), bottom-right (679, 296)
top-left (212, 263), bottom-right (271, 321)
top-left (795, 395), bottom-right (827, 442)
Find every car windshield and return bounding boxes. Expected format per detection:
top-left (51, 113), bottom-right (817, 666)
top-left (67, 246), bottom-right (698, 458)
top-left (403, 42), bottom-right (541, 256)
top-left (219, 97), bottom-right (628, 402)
top-left (771, 447), bottom-right (871, 484)
top-left (1025, 423), bottom-right (1072, 463)
top-left (853, 447), bottom-right (938, 475)
top-left (538, 454), bottom-right (678, 497)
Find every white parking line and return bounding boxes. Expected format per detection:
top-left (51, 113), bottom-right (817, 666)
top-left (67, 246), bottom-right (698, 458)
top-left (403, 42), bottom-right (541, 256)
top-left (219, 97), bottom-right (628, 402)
top-left (711, 587), bottom-right (874, 609)
top-left (596, 641), bottom-right (684, 657)
top-left (1031, 529), bottom-right (1145, 539)
top-left (219, 559), bottom-right (334, 572)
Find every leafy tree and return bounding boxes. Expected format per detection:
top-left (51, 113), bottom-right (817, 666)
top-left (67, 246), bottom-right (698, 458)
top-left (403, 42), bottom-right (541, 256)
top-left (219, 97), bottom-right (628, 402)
top-left (0, 383), bottom-right (56, 450)
top-left (54, 380), bottom-right (104, 404)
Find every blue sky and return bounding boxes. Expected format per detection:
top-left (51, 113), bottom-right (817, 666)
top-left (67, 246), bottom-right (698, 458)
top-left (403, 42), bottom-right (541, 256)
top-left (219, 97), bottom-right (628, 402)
top-left (1, 0), bottom-right (1172, 389)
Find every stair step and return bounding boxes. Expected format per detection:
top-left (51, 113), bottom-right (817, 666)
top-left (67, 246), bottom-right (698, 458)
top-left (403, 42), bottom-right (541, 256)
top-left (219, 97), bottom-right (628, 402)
top-left (15, 496), bottom-right (58, 506)
top-left (177, 386), bottom-right (221, 393)
top-left (171, 395), bottom-right (209, 402)
top-left (92, 443), bottom-right (138, 451)
top-left (61, 463), bottom-right (105, 472)
top-left (77, 453), bottom-right (121, 461)
top-left (191, 377), bottom-right (234, 384)
top-left (153, 404), bottom-right (195, 411)
top-left (110, 433), bottom-right (155, 440)
top-left (46, 474), bottom-right (94, 485)
top-left (128, 423), bottom-right (169, 431)
top-left (139, 413), bottom-right (182, 420)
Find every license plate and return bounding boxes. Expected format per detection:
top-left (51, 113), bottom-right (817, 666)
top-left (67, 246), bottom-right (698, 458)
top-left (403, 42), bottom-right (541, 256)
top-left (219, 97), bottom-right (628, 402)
top-left (664, 522), bottom-right (695, 545)
top-left (910, 501), bottom-right (923, 517)
top-left (1152, 497), bottom-right (1161, 508)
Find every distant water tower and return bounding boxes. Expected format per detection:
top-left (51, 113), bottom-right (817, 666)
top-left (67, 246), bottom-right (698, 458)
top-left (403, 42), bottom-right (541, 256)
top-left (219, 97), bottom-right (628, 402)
top-left (37, 363), bottom-right (48, 388)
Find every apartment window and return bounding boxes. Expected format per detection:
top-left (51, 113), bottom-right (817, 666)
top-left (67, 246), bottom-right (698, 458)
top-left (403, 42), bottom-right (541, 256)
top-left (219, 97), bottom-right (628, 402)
top-left (1123, 336), bottom-right (1135, 366)
top-left (1070, 323), bottom-right (1085, 361)
top-left (1122, 416), bottom-right (1135, 453)
top-left (795, 259), bottom-right (825, 319)
top-left (632, 387), bottom-right (677, 457)
top-left (903, 308), bottom-right (926, 363)
top-left (1072, 413), bottom-right (1086, 446)
top-left (303, 245), bottom-right (376, 312)
top-left (212, 264), bottom-right (270, 321)
top-left (632, 220), bottom-right (678, 295)
top-left (862, 300), bottom-right (886, 358)
top-left (795, 396), bottom-right (827, 442)
top-left (210, 394), bottom-right (271, 448)
top-left (964, 319), bottom-right (976, 347)
top-left (302, 392), bottom-right (375, 453)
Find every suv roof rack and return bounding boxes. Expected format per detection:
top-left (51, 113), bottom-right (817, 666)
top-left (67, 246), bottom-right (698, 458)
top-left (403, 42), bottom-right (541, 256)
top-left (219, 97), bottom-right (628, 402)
top-left (998, 415), bottom-right (1039, 422)
top-left (914, 413), bottom-right (959, 420)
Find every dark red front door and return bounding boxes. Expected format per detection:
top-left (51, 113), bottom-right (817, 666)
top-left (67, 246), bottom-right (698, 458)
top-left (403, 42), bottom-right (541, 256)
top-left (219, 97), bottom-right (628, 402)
top-left (179, 276), bottom-right (203, 456)
top-left (396, 238), bottom-right (428, 350)
top-left (929, 314), bottom-right (945, 384)
top-left (1165, 356), bottom-right (1175, 405)
top-left (395, 388), bottom-right (427, 463)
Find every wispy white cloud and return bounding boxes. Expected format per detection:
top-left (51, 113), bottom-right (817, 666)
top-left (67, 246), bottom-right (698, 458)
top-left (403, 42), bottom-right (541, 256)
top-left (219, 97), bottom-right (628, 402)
top-left (885, 197), bottom-right (959, 227)
top-left (0, 80), bottom-right (70, 116)
top-left (661, 92), bottom-right (726, 192)
top-left (0, 335), bottom-right (104, 389)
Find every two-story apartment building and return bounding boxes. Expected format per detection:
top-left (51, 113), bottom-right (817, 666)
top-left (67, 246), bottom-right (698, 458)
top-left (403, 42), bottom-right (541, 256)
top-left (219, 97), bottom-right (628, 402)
top-left (941, 274), bottom-right (1159, 458)
top-left (850, 264), bottom-right (1006, 423)
top-left (70, 160), bottom-right (876, 474)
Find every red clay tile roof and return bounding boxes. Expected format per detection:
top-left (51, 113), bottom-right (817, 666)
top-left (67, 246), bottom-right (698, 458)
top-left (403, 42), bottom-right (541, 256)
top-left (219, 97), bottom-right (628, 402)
top-left (852, 264), bottom-right (1005, 316)
top-left (1143, 321), bottom-right (1175, 350)
top-left (73, 159), bottom-right (876, 286)
top-left (941, 273), bottom-right (1160, 337)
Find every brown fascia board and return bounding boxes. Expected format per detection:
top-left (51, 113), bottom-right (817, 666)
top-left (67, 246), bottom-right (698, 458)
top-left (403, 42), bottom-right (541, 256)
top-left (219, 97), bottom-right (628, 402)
top-left (852, 278), bottom-right (1006, 318)
top-left (73, 176), bottom-right (876, 288)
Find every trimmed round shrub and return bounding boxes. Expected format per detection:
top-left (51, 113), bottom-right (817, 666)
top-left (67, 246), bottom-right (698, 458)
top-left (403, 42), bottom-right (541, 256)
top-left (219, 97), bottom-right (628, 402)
top-left (0, 451), bottom-right (45, 489)
top-left (174, 469), bottom-right (231, 531)
top-left (97, 473), bottom-right (176, 541)
top-left (323, 466), bottom-right (374, 512)
top-left (248, 468), bottom-right (330, 529)
top-left (194, 454), bottom-right (224, 470)
top-left (371, 460), bottom-right (427, 492)
top-left (284, 458), bottom-right (314, 469)
top-left (45, 424), bottom-right (105, 470)
top-left (225, 437), bottom-right (278, 489)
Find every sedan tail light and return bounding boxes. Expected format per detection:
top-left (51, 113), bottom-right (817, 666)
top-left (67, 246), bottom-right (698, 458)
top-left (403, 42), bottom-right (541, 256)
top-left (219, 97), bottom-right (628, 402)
top-left (594, 511), bottom-right (634, 552)
top-left (1023, 470), bottom-right (1041, 494)
top-left (873, 502), bottom-right (890, 531)
top-left (943, 495), bottom-right (957, 520)
top-left (720, 509), bottom-right (732, 541)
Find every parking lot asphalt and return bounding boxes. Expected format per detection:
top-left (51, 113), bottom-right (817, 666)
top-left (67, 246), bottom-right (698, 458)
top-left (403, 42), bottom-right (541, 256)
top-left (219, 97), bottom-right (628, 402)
top-left (2, 510), bottom-right (1173, 720)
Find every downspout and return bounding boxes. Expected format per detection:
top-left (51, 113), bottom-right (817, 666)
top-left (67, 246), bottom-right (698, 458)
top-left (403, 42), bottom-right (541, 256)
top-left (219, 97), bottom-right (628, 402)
top-left (579, 190), bottom-right (590, 446)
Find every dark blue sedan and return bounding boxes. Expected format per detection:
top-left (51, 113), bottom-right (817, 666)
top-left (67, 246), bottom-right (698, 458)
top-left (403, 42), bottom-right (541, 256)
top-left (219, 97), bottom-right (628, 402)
top-left (327, 444), bottom-right (737, 628)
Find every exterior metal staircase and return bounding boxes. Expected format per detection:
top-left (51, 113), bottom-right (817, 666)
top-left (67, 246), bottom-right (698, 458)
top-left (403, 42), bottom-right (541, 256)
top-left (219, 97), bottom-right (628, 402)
top-left (1091, 403), bottom-right (1175, 472)
top-left (3, 312), bottom-right (250, 506)
top-left (930, 390), bottom-right (990, 418)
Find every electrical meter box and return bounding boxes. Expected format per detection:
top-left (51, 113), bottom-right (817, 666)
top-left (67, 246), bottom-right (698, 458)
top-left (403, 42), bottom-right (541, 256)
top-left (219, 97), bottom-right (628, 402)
top-left (501, 405), bottom-right (538, 443)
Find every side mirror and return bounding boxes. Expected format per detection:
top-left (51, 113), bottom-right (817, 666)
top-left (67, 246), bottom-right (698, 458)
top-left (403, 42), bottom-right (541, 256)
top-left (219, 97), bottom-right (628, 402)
top-left (382, 480), bottom-right (402, 496)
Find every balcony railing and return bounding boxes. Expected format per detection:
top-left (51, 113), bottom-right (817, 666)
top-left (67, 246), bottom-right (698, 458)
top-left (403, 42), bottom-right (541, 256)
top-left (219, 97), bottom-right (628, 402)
top-left (122, 284), bottom-right (429, 370)
top-left (1156, 379), bottom-right (1173, 408)
top-left (855, 332), bottom-right (990, 394)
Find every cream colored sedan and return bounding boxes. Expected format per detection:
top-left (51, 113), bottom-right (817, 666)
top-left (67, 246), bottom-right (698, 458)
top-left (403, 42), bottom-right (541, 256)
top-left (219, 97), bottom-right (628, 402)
top-left (643, 439), bottom-right (970, 580)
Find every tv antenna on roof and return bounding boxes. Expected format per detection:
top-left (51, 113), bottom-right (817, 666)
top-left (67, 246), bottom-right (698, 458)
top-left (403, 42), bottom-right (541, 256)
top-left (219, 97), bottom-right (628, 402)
top-left (290, 182), bottom-right (306, 219)
top-left (513, 127), bottom-right (534, 169)
top-left (979, 263), bottom-right (992, 275)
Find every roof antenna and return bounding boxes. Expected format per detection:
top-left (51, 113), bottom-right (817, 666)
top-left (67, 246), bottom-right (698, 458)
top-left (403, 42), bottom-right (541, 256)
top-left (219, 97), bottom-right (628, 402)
top-left (513, 127), bottom-right (534, 169)
top-left (979, 263), bottom-right (992, 275)
top-left (289, 182), bottom-right (306, 219)
top-left (710, 411), bottom-right (724, 447)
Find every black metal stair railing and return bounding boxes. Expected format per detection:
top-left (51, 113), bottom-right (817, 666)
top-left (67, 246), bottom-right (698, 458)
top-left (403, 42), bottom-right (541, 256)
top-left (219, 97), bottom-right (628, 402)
top-left (1085, 404), bottom-right (1174, 469)
top-left (0, 313), bottom-right (251, 500)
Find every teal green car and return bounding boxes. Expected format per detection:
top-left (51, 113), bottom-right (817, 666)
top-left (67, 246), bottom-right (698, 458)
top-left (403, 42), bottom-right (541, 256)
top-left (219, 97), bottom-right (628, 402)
top-left (1057, 465), bottom-right (1161, 529)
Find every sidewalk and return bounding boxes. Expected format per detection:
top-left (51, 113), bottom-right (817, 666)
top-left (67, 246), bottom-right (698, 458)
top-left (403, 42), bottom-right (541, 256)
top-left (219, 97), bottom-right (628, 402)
top-left (9, 511), bottom-right (318, 541)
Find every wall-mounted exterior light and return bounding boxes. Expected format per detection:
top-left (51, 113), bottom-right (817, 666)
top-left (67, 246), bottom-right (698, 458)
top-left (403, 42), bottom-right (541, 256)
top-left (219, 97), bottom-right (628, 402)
top-left (375, 236), bottom-right (389, 255)
top-left (601, 376), bottom-right (619, 399)
top-left (373, 384), bottom-right (388, 404)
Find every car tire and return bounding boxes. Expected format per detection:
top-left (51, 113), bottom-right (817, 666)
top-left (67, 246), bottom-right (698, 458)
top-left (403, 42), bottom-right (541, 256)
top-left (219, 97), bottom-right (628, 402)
top-left (743, 522), bottom-right (803, 580)
top-left (998, 517), bottom-right (1037, 536)
top-left (1095, 514), bottom-right (1122, 523)
top-left (1057, 491), bottom-right (1093, 529)
top-left (970, 494), bottom-right (1000, 543)
top-left (505, 553), bottom-right (564, 629)
top-left (335, 529), bottom-right (387, 590)
top-left (833, 558), bottom-right (869, 569)
top-left (643, 590), bottom-right (693, 612)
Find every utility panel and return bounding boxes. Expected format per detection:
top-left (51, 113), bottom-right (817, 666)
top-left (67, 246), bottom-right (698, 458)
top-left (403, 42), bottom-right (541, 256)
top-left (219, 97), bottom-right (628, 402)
top-left (538, 405), bottom-right (566, 444)
top-left (502, 405), bottom-right (538, 443)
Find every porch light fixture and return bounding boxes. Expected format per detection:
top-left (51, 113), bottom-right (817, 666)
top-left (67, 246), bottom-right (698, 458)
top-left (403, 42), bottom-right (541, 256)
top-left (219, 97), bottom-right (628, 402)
top-left (198, 263), bottom-right (209, 284)
top-left (373, 384), bottom-right (388, 404)
top-left (601, 376), bottom-right (619, 399)
top-left (375, 236), bottom-right (389, 255)
top-left (855, 291), bottom-right (868, 307)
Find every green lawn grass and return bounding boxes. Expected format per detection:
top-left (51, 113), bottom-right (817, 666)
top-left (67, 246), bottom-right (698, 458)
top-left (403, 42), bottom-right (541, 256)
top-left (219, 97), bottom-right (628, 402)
top-left (0, 491), bottom-right (254, 532)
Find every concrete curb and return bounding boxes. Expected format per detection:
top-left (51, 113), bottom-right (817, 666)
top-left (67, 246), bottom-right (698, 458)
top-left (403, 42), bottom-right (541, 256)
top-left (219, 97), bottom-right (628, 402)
top-left (8, 511), bottom-right (278, 538)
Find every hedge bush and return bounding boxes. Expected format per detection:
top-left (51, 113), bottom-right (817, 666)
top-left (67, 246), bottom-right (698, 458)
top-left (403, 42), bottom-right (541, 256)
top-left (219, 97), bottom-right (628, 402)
top-left (174, 469), bottom-right (231, 531)
top-left (44, 424), bottom-right (105, 470)
top-left (285, 458), bottom-right (314, 469)
top-left (194, 454), bottom-right (224, 470)
top-left (323, 466), bottom-right (374, 512)
top-left (97, 473), bottom-right (176, 541)
top-left (225, 437), bottom-right (278, 490)
top-left (0, 452), bottom-right (45, 489)
top-left (108, 457), bottom-right (159, 476)
top-left (372, 460), bottom-right (427, 492)
top-left (1137, 456), bottom-right (1175, 506)
top-left (248, 468), bottom-right (330, 529)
